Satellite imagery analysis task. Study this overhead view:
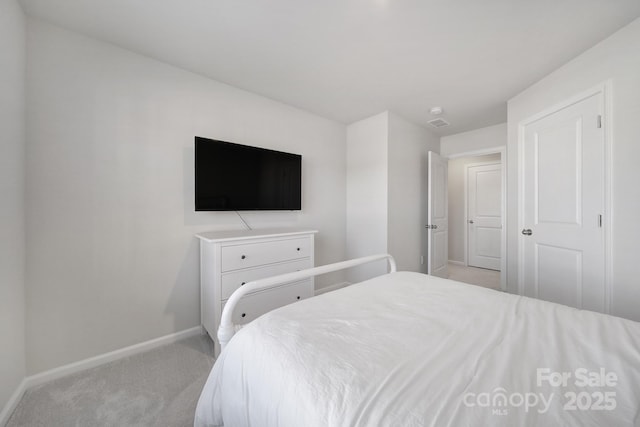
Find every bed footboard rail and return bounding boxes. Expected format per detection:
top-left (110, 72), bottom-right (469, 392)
top-left (218, 253), bottom-right (396, 351)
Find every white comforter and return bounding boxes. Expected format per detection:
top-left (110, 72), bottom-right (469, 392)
top-left (194, 272), bottom-right (640, 427)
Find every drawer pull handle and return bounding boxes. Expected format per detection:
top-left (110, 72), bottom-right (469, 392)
top-left (296, 296), bottom-right (301, 300)
top-left (296, 247), bottom-right (301, 251)
top-left (241, 313), bottom-right (246, 318)
top-left (241, 255), bottom-right (246, 260)
top-left (241, 282), bottom-right (246, 286)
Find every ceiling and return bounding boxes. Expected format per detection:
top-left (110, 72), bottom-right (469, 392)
top-left (19, 0), bottom-right (640, 135)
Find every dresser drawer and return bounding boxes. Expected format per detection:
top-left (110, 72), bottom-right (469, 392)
top-left (221, 279), bottom-right (314, 325)
top-left (221, 258), bottom-right (311, 300)
top-left (221, 237), bottom-right (311, 272)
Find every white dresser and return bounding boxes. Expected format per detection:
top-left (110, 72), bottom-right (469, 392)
top-left (196, 228), bottom-right (317, 354)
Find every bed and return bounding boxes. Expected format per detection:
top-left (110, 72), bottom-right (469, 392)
top-left (194, 255), bottom-right (640, 427)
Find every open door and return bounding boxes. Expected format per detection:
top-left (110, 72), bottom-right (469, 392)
top-left (427, 151), bottom-right (448, 278)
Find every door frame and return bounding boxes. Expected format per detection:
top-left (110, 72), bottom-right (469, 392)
top-left (446, 146), bottom-right (507, 291)
top-left (464, 160), bottom-right (502, 271)
top-left (517, 81), bottom-right (613, 313)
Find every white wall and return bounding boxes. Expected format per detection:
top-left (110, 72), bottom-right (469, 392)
top-left (447, 154), bottom-right (501, 264)
top-left (346, 112), bottom-right (389, 283)
top-left (388, 112), bottom-right (439, 273)
top-left (440, 123), bottom-right (506, 157)
top-left (346, 111), bottom-right (439, 282)
top-left (25, 19), bottom-right (347, 374)
top-left (507, 17), bottom-right (640, 321)
top-left (0, 0), bottom-right (26, 418)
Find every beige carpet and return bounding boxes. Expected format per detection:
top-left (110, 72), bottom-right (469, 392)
top-left (447, 262), bottom-right (501, 290)
top-left (7, 334), bottom-right (215, 427)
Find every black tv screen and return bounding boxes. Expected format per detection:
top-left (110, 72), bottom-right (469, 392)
top-left (195, 137), bottom-right (302, 211)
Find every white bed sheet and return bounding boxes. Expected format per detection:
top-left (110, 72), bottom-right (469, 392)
top-left (195, 272), bottom-right (640, 427)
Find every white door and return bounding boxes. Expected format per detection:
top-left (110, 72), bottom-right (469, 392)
top-left (520, 93), bottom-right (605, 312)
top-left (467, 162), bottom-right (502, 270)
top-left (427, 151), bottom-right (448, 278)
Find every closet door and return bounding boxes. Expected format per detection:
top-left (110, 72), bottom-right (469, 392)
top-left (520, 93), bottom-right (605, 312)
top-left (467, 162), bottom-right (502, 271)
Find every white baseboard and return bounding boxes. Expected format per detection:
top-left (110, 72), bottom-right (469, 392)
top-left (315, 281), bottom-right (351, 296)
top-left (0, 378), bottom-right (27, 427)
top-left (25, 326), bottom-right (203, 390)
top-left (448, 260), bottom-right (466, 266)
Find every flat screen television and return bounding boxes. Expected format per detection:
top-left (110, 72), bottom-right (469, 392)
top-left (195, 137), bottom-right (302, 211)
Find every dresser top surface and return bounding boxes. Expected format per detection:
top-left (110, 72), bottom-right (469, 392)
top-left (196, 227), bottom-right (318, 243)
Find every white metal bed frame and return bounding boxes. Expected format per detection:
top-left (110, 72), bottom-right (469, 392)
top-left (218, 254), bottom-right (397, 351)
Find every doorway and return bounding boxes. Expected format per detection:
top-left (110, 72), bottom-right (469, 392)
top-left (446, 149), bottom-right (506, 290)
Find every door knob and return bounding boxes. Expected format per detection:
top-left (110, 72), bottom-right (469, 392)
top-left (521, 229), bottom-right (533, 236)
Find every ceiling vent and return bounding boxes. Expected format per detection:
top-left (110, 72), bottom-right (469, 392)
top-left (427, 118), bottom-right (450, 128)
